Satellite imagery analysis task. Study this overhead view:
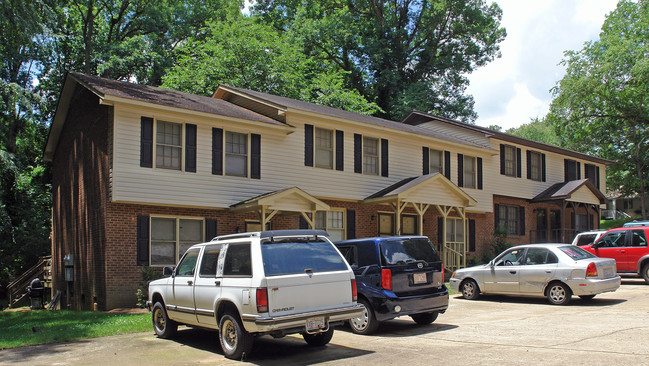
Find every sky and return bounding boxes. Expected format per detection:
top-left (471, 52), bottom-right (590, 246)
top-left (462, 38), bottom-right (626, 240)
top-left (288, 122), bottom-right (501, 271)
top-left (468, 0), bottom-right (620, 130)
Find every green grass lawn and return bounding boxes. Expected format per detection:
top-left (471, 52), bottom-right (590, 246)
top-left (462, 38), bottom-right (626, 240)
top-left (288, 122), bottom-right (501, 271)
top-left (0, 309), bottom-right (151, 349)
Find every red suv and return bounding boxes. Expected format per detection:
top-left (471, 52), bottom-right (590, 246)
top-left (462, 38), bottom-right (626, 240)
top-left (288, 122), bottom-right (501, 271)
top-left (579, 227), bottom-right (649, 284)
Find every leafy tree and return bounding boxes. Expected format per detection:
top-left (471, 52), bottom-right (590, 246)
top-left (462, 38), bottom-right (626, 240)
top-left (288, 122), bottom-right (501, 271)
top-left (506, 118), bottom-right (561, 146)
top-left (253, 0), bottom-right (506, 121)
top-left (162, 18), bottom-right (381, 115)
top-left (0, 0), bottom-right (54, 289)
top-left (548, 0), bottom-right (649, 219)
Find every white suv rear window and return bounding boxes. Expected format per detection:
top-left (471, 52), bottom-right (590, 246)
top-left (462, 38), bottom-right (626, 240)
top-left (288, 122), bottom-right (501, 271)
top-left (261, 239), bottom-right (348, 276)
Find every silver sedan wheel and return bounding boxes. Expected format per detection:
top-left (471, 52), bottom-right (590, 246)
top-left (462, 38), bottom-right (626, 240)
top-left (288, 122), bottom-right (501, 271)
top-left (547, 283), bottom-right (571, 305)
top-left (461, 280), bottom-right (480, 300)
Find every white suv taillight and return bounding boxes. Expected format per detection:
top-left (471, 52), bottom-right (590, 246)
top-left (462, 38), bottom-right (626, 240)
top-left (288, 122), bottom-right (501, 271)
top-left (256, 288), bottom-right (268, 313)
top-left (586, 262), bottom-right (598, 278)
top-left (351, 279), bottom-right (357, 301)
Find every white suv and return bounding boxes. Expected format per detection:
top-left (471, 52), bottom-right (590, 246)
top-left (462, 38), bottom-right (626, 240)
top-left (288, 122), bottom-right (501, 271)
top-left (147, 230), bottom-right (362, 360)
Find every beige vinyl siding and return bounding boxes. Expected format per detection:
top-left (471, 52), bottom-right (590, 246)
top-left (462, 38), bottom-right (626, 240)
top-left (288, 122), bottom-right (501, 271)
top-left (487, 138), bottom-right (607, 204)
top-left (567, 186), bottom-right (602, 205)
top-left (111, 104), bottom-right (495, 211)
top-left (415, 121), bottom-right (491, 148)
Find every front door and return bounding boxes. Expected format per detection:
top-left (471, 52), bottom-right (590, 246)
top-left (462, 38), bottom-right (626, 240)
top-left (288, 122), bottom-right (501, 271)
top-left (171, 248), bottom-right (200, 323)
top-left (483, 248), bottom-right (525, 294)
top-left (536, 209), bottom-right (547, 243)
top-left (550, 210), bottom-right (561, 242)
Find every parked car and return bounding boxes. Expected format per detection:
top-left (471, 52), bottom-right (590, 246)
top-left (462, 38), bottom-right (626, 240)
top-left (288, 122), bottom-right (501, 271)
top-left (578, 226), bottom-right (649, 284)
top-left (449, 244), bottom-right (621, 305)
top-left (147, 230), bottom-right (362, 360)
top-left (623, 220), bottom-right (649, 227)
top-left (571, 230), bottom-right (606, 246)
top-left (334, 236), bottom-right (448, 334)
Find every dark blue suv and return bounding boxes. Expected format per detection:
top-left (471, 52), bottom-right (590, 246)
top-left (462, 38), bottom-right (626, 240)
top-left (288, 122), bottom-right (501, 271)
top-left (335, 236), bottom-right (448, 334)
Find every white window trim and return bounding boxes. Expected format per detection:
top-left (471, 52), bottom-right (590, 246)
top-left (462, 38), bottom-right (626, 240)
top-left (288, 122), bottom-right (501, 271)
top-left (314, 127), bottom-right (334, 170)
top-left (362, 135), bottom-right (380, 176)
top-left (378, 211), bottom-right (394, 236)
top-left (223, 130), bottom-right (251, 179)
top-left (429, 149), bottom-right (444, 174)
top-left (503, 144), bottom-right (517, 177)
top-left (153, 118), bottom-right (185, 172)
top-left (149, 215), bottom-right (205, 266)
top-left (463, 155), bottom-right (477, 189)
top-left (529, 151), bottom-right (543, 181)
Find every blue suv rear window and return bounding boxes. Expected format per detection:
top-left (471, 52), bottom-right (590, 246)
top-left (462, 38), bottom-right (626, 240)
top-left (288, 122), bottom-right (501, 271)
top-left (261, 239), bottom-right (348, 276)
top-left (380, 238), bottom-right (440, 265)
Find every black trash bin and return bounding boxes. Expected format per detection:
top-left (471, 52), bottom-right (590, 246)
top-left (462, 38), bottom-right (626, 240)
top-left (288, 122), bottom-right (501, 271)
top-left (28, 278), bottom-right (45, 310)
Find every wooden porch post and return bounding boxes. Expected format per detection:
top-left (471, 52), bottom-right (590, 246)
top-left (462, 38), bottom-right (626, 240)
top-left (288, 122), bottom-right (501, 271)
top-left (412, 203), bottom-right (430, 236)
top-left (561, 200), bottom-right (566, 243)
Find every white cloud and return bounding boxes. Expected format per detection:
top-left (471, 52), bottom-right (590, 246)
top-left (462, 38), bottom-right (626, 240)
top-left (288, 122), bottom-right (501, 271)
top-left (467, 0), bottom-right (618, 130)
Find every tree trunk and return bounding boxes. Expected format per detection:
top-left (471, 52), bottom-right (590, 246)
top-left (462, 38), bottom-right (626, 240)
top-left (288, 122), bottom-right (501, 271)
top-left (636, 162), bottom-right (648, 220)
top-left (83, 0), bottom-right (96, 74)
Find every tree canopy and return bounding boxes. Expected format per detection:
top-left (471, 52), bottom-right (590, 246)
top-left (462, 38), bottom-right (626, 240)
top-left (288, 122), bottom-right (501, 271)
top-left (548, 0), bottom-right (649, 219)
top-left (253, 0), bottom-right (506, 121)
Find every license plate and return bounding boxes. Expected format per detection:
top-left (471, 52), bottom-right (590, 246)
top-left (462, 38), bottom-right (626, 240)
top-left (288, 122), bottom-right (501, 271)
top-left (413, 272), bottom-right (427, 284)
top-left (604, 269), bottom-right (614, 277)
top-left (306, 317), bottom-right (325, 332)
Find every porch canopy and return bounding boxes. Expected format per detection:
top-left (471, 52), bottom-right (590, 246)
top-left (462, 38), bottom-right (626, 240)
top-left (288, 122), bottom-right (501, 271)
top-left (364, 173), bottom-right (477, 271)
top-left (230, 187), bottom-right (330, 230)
top-left (532, 179), bottom-right (606, 242)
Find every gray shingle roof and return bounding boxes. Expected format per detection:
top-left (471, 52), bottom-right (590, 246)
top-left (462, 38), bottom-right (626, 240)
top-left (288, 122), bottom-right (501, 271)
top-left (218, 86), bottom-right (490, 149)
top-left (69, 72), bottom-right (284, 126)
top-left (532, 179), bottom-right (606, 203)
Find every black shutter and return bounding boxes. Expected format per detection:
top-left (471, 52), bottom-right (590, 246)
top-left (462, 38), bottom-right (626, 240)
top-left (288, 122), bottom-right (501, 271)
top-left (494, 204), bottom-right (500, 229)
top-left (251, 133), bottom-right (261, 179)
top-left (381, 138), bottom-right (389, 177)
top-left (519, 206), bottom-right (526, 236)
top-left (526, 150), bottom-right (532, 179)
top-left (137, 215), bottom-right (150, 266)
top-left (299, 215), bottom-right (309, 229)
top-left (516, 148), bottom-right (522, 178)
top-left (140, 117), bottom-right (153, 168)
top-left (457, 153), bottom-right (464, 187)
top-left (577, 162), bottom-right (581, 179)
top-left (304, 124), bottom-right (314, 167)
top-left (596, 166), bottom-right (600, 189)
top-left (354, 134), bottom-right (362, 173)
top-left (346, 210), bottom-right (356, 239)
top-left (542, 154), bottom-right (546, 182)
top-left (444, 151), bottom-right (451, 179)
top-left (438, 217), bottom-right (444, 245)
top-left (422, 147), bottom-right (430, 175)
top-left (185, 123), bottom-right (197, 173)
top-left (469, 219), bottom-right (476, 252)
top-left (335, 130), bottom-right (344, 171)
top-left (571, 211), bottom-right (576, 229)
top-left (500, 144), bottom-right (506, 175)
top-left (589, 214), bottom-right (594, 230)
top-left (212, 128), bottom-right (223, 175)
top-left (477, 157), bottom-right (483, 190)
top-left (205, 219), bottom-right (217, 241)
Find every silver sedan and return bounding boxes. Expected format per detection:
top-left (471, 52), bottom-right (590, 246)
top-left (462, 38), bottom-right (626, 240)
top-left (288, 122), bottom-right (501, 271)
top-left (449, 244), bottom-right (621, 305)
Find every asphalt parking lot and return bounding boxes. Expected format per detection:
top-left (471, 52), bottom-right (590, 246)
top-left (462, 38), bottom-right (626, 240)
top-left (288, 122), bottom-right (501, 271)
top-left (2, 278), bottom-right (648, 366)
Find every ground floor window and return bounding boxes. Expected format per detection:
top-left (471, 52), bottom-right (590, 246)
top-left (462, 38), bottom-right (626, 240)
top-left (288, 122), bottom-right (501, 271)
top-left (446, 217), bottom-right (464, 243)
top-left (245, 220), bottom-right (272, 232)
top-left (498, 205), bottom-right (520, 235)
top-left (315, 209), bottom-right (346, 241)
top-left (150, 217), bottom-right (203, 266)
top-left (378, 212), bottom-right (394, 236)
top-left (378, 213), bottom-right (418, 236)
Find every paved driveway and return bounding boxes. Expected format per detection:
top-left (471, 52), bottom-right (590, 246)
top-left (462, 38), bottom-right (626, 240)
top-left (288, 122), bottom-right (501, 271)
top-left (2, 279), bottom-right (648, 366)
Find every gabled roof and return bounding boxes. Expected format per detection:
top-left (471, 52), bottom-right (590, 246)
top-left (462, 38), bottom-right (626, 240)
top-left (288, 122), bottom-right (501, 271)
top-left (230, 187), bottom-right (330, 213)
top-left (44, 72), bottom-right (288, 161)
top-left (215, 85), bottom-right (494, 151)
top-left (364, 173), bottom-right (477, 207)
top-left (532, 179), bottom-right (606, 204)
top-left (402, 110), bottom-right (615, 166)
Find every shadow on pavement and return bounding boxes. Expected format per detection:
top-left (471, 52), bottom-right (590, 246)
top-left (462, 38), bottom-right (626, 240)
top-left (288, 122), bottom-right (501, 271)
top-left (338, 320), bottom-right (458, 338)
top-left (0, 339), bottom-right (92, 364)
top-left (451, 294), bottom-right (626, 307)
top-left (167, 327), bottom-right (374, 365)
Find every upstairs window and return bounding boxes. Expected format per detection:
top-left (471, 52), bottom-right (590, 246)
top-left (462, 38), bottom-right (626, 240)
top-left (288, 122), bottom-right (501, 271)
top-left (156, 120), bottom-right (182, 170)
top-left (584, 163), bottom-right (600, 188)
top-left (529, 151), bottom-right (543, 181)
top-left (363, 136), bottom-right (379, 175)
top-left (564, 159), bottom-right (580, 181)
top-left (429, 149), bottom-right (443, 174)
top-left (503, 145), bottom-right (516, 177)
top-left (315, 128), bottom-right (334, 169)
top-left (463, 155), bottom-right (476, 189)
top-left (225, 131), bottom-right (248, 177)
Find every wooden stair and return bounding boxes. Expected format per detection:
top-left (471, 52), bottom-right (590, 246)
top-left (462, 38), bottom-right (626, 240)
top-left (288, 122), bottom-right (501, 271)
top-left (7, 256), bottom-right (52, 308)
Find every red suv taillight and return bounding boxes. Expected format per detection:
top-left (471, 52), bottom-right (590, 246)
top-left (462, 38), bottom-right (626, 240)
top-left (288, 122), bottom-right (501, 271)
top-left (256, 288), bottom-right (268, 313)
top-left (586, 262), bottom-right (598, 278)
top-left (381, 269), bottom-right (392, 290)
top-left (351, 279), bottom-right (357, 301)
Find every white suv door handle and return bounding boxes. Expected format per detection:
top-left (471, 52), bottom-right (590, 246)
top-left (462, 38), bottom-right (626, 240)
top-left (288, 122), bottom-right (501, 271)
top-left (215, 280), bottom-right (221, 286)
top-left (187, 280), bottom-right (193, 285)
